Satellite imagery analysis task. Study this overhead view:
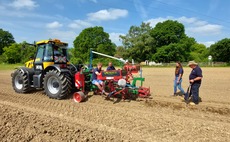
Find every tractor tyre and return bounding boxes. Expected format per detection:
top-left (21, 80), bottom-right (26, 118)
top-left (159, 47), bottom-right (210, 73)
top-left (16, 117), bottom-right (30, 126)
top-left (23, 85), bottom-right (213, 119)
top-left (64, 73), bottom-right (74, 91)
top-left (44, 70), bottom-right (71, 99)
top-left (12, 69), bottom-right (31, 93)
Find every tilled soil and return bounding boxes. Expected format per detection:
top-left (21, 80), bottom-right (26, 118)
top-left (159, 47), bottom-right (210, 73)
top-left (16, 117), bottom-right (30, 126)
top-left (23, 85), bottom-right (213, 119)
top-left (0, 68), bottom-right (230, 142)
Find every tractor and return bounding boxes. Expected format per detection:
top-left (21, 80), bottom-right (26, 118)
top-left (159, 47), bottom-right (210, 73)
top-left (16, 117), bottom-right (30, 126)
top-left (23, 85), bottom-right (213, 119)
top-left (11, 39), bottom-right (77, 99)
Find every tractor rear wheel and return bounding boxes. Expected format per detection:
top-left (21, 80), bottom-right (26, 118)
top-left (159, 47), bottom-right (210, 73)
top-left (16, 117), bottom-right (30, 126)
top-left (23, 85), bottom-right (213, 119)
top-left (12, 69), bottom-right (31, 93)
top-left (44, 70), bottom-right (71, 99)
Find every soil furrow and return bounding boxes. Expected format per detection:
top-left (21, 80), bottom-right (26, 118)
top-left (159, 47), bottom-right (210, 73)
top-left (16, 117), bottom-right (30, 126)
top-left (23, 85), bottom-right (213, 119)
top-left (1, 68), bottom-right (230, 141)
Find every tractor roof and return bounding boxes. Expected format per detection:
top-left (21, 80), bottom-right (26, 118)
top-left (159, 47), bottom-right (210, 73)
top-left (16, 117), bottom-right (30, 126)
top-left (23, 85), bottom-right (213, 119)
top-left (36, 39), bottom-right (68, 46)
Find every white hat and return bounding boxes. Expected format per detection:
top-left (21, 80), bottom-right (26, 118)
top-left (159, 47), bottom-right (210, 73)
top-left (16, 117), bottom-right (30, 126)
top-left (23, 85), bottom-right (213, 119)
top-left (187, 61), bottom-right (198, 66)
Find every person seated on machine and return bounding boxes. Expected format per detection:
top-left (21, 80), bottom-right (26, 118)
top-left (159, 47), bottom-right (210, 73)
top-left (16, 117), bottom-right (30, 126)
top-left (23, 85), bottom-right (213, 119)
top-left (123, 61), bottom-right (134, 86)
top-left (92, 62), bottom-right (108, 95)
top-left (106, 62), bottom-right (116, 71)
top-left (126, 70), bottom-right (134, 87)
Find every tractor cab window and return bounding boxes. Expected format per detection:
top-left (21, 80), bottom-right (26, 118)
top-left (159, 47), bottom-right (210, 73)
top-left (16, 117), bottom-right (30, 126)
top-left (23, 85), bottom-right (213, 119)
top-left (53, 45), bottom-right (67, 63)
top-left (35, 45), bottom-right (45, 63)
top-left (44, 44), bottom-right (53, 61)
top-left (53, 46), bottom-right (61, 56)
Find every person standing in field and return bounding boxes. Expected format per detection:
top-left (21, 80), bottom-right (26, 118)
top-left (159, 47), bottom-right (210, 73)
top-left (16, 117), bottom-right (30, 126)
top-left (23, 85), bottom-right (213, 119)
top-left (173, 61), bottom-right (185, 96)
top-left (187, 61), bottom-right (203, 105)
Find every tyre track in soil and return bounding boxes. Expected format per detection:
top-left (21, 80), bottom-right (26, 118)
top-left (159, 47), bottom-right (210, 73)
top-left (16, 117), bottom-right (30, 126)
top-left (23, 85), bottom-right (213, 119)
top-left (1, 70), bottom-right (230, 141)
top-left (1, 88), bottom-right (230, 124)
top-left (154, 94), bottom-right (230, 106)
top-left (0, 89), bottom-right (156, 141)
top-left (0, 91), bottom-right (160, 141)
top-left (1, 90), bottom-right (230, 142)
top-left (0, 104), bottom-right (125, 142)
top-left (151, 96), bottom-right (230, 116)
top-left (0, 100), bottom-right (132, 141)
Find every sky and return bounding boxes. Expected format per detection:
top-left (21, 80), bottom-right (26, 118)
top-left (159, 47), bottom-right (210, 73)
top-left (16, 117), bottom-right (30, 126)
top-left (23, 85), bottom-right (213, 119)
top-left (0, 0), bottom-right (230, 48)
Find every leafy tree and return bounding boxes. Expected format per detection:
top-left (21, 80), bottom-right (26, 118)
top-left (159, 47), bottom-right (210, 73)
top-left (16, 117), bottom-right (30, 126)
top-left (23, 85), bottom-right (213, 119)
top-left (189, 43), bottom-right (209, 62)
top-left (2, 42), bottom-right (36, 64)
top-left (73, 26), bottom-right (116, 64)
top-left (152, 44), bottom-right (184, 62)
top-left (151, 20), bottom-right (196, 62)
top-left (120, 22), bottom-right (155, 62)
top-left (20, 42), bottom-right (36, 63)
top-left (152, 37), bottom-right (196, 62)
top-left (150, 20), bottom-right (196, 63)
top-left (178, 37), bottom-right (196, 61)
top-left (209, 38), bottom-right (230, 62)
top-left (120, 20), bottom-right (196, 63)
top-left (150, 20), bottom-right (186, 47)
top-left (114, 46), bottom-right (126, 58)
top-left (3, 43), bottom-right (21, 63)
top-left (0, 28), bottom-right (15, 55)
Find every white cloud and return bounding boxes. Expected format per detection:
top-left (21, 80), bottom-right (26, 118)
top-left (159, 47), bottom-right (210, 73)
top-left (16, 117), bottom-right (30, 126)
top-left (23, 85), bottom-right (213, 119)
top-left (9, 0), bottom-right (38, 10)
top-left (145, 16), bottom-right (222, 36)
top-left (68, 20), bottom-right (93, 29)
top-left (47, 30), bottom-right (77, 47)
top-left (177, 16), bottom-right (197, 24)
top-left (46, 21), bottom-right (63, 29)
top-left (199, 41), bottom-right (215, 47)
top-left (87, 9), bottom-right (128, 21)
top-left (176, 17), bottom-right (222, 35)
top-left (177, 16), bottom-right (208, 26)
top-left (109, 32), bottom-right (125, 46)
top-left (48, 30), bottom-right (76, 39)
top-left (187, 24), bottom-right (222, 35)
top-left (145, 17), bottom-right (172, 27)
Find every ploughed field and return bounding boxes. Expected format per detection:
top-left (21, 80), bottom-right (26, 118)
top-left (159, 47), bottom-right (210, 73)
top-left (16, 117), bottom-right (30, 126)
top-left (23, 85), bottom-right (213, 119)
top-left (0, 67), bottom-right (230, 142)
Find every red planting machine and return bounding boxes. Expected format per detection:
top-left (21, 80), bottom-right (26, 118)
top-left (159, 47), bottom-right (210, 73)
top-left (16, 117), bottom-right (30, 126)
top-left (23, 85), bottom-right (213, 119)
top-left (73, 50), bottom-right (151, 103)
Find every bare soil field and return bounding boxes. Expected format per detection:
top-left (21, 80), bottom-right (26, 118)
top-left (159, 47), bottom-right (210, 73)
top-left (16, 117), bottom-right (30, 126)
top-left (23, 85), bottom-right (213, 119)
top-left (0, 67), bottom-right (230, 142)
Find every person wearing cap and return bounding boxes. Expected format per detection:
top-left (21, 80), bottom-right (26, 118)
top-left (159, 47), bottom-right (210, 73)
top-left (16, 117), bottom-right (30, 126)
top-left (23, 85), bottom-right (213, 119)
top-left (187, 61), bottom-right (203, 105)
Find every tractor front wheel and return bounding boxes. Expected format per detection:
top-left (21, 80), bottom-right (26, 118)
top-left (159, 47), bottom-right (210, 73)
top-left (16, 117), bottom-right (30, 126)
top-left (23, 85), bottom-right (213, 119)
top-left (44, 70), bottom-right (71, 99)
top-left (12, 69), bottom-right (31, 93)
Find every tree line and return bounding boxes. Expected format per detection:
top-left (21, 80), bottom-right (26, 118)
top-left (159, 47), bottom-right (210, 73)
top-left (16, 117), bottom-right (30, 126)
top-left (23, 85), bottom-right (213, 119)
top-left (0, 20), bottom-right (230, 65)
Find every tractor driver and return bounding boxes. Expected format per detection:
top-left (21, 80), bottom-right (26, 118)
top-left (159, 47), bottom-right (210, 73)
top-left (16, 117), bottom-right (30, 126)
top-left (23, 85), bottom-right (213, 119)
top-left (54, 45), bottom-right (60, 56)
top-left (92, 63), bottom-right (108, 95)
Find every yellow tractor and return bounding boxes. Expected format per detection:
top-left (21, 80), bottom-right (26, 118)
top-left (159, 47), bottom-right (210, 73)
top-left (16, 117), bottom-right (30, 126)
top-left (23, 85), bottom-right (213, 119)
top-left (11, 39), bottom-right (77, 99)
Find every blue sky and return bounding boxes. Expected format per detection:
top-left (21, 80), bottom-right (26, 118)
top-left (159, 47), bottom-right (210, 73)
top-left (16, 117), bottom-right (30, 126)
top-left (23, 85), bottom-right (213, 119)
top-left (0, 0), bottom-right (230, 47)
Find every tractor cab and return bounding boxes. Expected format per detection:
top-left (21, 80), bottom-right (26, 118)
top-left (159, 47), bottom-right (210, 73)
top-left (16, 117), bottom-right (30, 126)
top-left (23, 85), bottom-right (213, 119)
top-left (33, 39), bottom-right (68, 70)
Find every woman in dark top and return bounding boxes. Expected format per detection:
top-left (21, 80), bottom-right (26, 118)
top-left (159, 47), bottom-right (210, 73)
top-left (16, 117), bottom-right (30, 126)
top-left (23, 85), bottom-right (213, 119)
top-left (173, 62), bottom-right (185, 96)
